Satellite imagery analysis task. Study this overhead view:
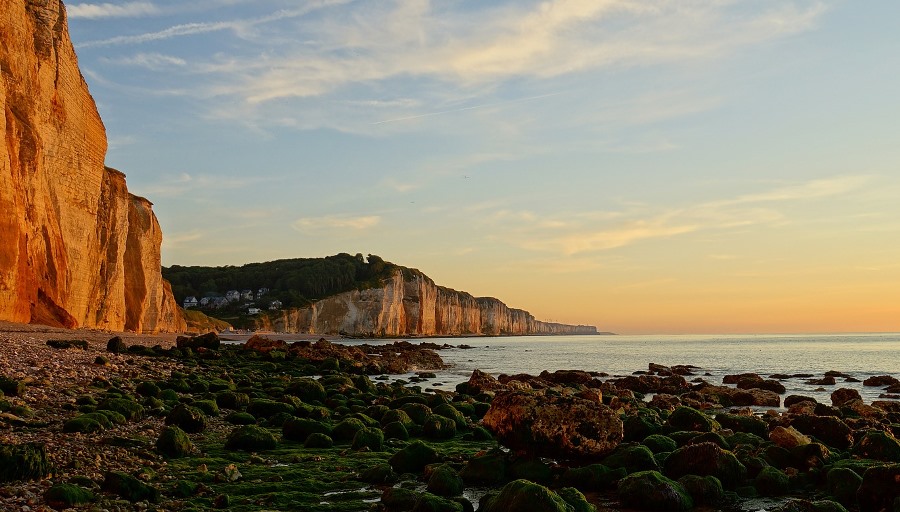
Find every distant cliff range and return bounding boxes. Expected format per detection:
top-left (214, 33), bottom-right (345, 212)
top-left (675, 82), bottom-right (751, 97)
top-left (255, 269), bottom-right (598, 337)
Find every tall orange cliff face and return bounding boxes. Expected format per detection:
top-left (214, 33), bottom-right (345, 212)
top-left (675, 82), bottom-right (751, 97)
top-left (0, 1), bottom-right (184, 332)
top-left (256, 270), bottom-right (598, 337)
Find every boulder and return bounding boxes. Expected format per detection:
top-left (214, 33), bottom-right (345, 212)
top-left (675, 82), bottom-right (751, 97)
top-left (755, 466), bottom-right (790, 496)
top-left (663, 442), bottom-right (747, 489)
top-left (790, 415), bottom-right (854, 450)
top-left (857, 464), bottom-right (900, 512)
top-left (770, 426), bottom-right (811, 449)
top-left (107, 336), bottom-right (127, 353)
top-left (483, 390), bottom-right (623, 458)
top-left (426, 465), bottom-right (464, 497)
top-left (243, 335), bottom-right (287, 353)
top-left (156, 426), bottom-right (193, 458)
top-left (863, 375), bottom-right (899, 387)
top-left (852, 431), bottom-right (900, 462)
top-left (176, 332), bottom-right (220, 350)
top-left (464, 369), bottom-right (507, 395)
top-left (826, 467), bottom-right (862, 507)
top-left (101, 471), bottom-right (159, 503)
top-left (831, 388), bottom-right (862, 407)
top-left (224, 425), bottom-right (278, 451)
top-left (480, 479), bottom-right (572, 512)
top-left (0, 443), bottom-right (50, 482)
top-left (677, 474), bottom-right (724, 506)
top-left (601, 444), bottom-right (659, 474)
top-left (617, 470), bottom-right (693, 511)
top-left (44, 483), bottom-right (95, 508)
top-left (666, 406), bottom-right (719, 433)
top-left (389, 440), bottom-right (439, 474)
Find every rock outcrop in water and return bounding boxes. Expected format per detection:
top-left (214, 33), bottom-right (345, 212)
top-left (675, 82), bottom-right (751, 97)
top-left (255, 270), bottom-right (597, 336)
top-left (0, 1), bottom-right (184, 332)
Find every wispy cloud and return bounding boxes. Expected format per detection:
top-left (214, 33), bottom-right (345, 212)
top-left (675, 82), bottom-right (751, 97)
top-left (102, 53), bottom-right (186, 70)
top-left (67, 1), bottom-right (159, 19)
top-left (77, 2), bottom-right (348, 48)
top-left (493, 175), bottom-right (870, 255)
top-left (292, 215), bottom-right (381, 232)
top-left (75, 0), bottom-right (830, 137)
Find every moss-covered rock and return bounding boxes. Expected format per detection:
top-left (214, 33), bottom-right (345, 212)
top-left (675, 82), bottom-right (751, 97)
top-left (459, 449), bottom-right (508, 485)
top-left (135, 381), bottom-right (161, 398)
top-left (382, 487), bottom-right (420, 510)
top-left (480, 479), bottom-right (573, 512)
top-left (63, 415), bottom-right (105, 433)
top-left (412, 492), bottom-right (465, 512)
top-left (623, 410), bottom-right (663, 442)
top-left (826, 467), bottom-right (862, 507)
top-left (97, 398), bottom-right (144, 421)
top-left (384, 421), bottom-right (410, 440)
top-left (643, 434), bottom-right (677, 454)
top-left (601, 444), bottom-right (659, 473)
top-left (423, 414), bottom-right (457, 440)
top-left (282, 418), bottom-right (331, 441)
top-left (359, 463), bottom-right (397, 485)
top-left (556, 487), bottom-right (596, 512)
top-left (401, 403), bottom-right (433, 425)
top-left (351, 427), bottom-right (384, 451)
top-left (852, 431), bottom-right (900, 462)
top-left (426, 464), bottom-right (464, 497)
top-left (247, 398), bottom-right (294, 418)
top-left (191, 399), bottom-right (220, 417)
top-left (618, 470), bottom-right (694, 511)
top-left (678, 474), bottom-right (724, 506)
top-left (225, 411), bottom-right (256, 425)
top-left (101, 471), bottom-right (160, 503)
top-left (224, 425), bottom-right (278, 451)
top-left (0, 376), bottom-right (25, 397)
top-left (304, 432), bottom-right (334, 449)
top-left (333, 417), bottom-right (367, 442)
top-left (755, 466), bottom-right (790, 496)
top-left (0, 443), bottom-right (50, 482)
top-left (663, 442), bottom-right (747, 489)
top-left (156, 425), bottom-right (193, 458)
top-left (433, 404), bottom-right (468, 429)
top-left (165, 404), bottom-right (208, 433)
top-left (216, 391), bottom-right (250, 410)
top-left (389, 440), bottom-right (440, 473)
top-left (715, 412), bottom-right (769, 438)
top-left (857, 464), bottom-right (900, 512)
top-left (666, 406), bottom-right (719, 433)
top-left (44, 483), bottom-right (94, 508)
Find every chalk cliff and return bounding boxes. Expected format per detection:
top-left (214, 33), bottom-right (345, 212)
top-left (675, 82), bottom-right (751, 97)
top-left (0, 1), bottom-right (184, 332)
top-left (257, 270), bottom-right (597, 337)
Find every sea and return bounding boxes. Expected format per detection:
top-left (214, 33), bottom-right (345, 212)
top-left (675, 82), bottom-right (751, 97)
top-left (333, 333), bottom-right (900, 407)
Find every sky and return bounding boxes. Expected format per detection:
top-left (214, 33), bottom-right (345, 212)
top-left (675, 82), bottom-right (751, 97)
top-left (66, 0), bottom-right (900, 335)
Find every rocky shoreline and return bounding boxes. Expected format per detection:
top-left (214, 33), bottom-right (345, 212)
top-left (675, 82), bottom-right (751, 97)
top-left (1, 325), bottom-right (898, 511)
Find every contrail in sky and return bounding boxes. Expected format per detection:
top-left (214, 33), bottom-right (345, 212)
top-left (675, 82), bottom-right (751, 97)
top-left (371, 92), bottom-right (567, 125)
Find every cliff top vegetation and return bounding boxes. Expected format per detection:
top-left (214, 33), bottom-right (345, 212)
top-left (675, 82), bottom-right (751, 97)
top-left (163, 253), bottom-right (413, 309)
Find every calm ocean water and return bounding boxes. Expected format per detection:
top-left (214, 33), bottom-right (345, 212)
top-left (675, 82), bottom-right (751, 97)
top-left (336, 333), bottom-right (900, 406)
